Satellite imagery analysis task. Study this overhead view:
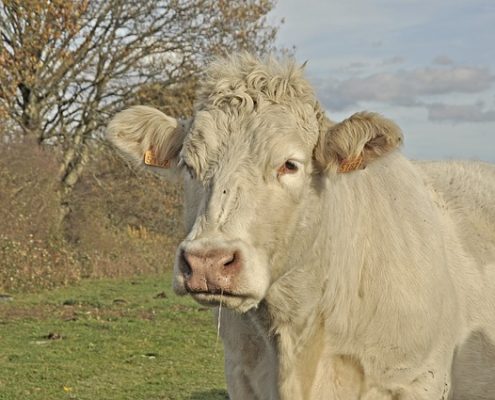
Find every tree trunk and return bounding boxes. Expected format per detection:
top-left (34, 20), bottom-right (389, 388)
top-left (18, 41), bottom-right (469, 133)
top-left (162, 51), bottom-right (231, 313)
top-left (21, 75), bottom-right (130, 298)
top-left (57, 142), bottom-right (89, 226)
top-left (18, 83), bottom-right (44, 142)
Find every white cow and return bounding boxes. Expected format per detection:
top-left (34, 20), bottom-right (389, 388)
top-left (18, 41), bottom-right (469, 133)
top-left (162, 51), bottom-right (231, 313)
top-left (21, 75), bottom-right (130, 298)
top-left (107, 53), bottom-right (495, 400)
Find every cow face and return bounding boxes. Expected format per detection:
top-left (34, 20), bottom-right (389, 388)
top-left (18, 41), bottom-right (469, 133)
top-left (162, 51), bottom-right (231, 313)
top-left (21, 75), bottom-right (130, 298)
top-left (107, 56), bottom-right (402, 312)
top-left (176, 105), bottom-right (322, 312)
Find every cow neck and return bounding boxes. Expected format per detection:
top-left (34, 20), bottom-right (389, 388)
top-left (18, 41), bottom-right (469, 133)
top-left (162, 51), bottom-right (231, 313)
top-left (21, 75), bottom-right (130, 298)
top-left (319, 152), bottom-right (448, 343)
top-left (264, 182), bottom-right (326, 328)
top-left (263, 179), bottom-right (327, 382)
top-left (264, 189), bottom-right (330, 400)
top-left (253, 152), bottom-right (453, 397)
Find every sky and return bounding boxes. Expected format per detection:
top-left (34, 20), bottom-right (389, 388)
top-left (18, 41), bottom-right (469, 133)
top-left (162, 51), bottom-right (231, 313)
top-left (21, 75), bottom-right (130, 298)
top-left (268, 0), bottom-right (495, 162)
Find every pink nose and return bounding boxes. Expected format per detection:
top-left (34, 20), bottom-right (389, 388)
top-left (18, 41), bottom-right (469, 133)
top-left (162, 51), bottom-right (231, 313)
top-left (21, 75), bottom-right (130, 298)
top-left (180, 248), bottom-right (242, 294)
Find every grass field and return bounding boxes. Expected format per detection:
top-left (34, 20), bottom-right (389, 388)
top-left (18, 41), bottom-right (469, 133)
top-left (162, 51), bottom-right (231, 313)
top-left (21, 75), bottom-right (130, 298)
top-left (0, 271), bottom-right (227, 400)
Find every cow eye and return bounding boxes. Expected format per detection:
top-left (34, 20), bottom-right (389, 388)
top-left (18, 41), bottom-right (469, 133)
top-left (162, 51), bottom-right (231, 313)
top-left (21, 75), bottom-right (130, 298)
top-left (284, 161), bottom-right (298, 172)
top-left (277, 160), bottom-right (299, 177)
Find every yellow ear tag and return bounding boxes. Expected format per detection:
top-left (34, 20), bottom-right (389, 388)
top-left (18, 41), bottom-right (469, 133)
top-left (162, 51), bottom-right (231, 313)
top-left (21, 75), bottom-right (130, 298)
top-left (338, 154), bottom-right (364, 173)
top-left (144, 149), bottom-right (170, 168)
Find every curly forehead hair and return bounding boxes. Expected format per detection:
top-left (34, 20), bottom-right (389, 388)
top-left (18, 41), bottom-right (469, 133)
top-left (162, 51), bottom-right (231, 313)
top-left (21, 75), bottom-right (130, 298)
top-left (194, 53), bottom-right (325, 118)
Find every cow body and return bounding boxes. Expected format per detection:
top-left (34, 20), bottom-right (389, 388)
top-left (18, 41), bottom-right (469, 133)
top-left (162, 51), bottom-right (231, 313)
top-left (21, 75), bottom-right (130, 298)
top-left (107, 54), bottom-right (495, 399)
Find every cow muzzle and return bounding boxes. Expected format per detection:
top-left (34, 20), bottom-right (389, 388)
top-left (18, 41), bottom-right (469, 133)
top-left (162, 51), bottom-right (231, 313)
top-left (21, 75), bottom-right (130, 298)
top-left (173, 238), bottom-right (269, 312)
top-left (178, 246), bottom-right (243, 298)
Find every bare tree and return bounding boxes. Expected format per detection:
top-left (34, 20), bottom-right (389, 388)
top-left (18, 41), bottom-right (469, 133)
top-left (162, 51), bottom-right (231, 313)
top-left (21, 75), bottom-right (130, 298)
top-left (0, 0), bottom-right (279, 221)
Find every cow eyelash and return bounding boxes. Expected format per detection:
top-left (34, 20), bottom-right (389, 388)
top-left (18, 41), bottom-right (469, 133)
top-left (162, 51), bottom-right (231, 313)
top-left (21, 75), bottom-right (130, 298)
top-left (277, 160), bottom-right (299, 177)
top-left (179, 159), bottom-right (196, 179)
top-left (186, 165), bottom-right (196, 179)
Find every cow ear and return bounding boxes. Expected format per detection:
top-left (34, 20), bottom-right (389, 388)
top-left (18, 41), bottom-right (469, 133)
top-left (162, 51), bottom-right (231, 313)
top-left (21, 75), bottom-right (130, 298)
top-left (313, 112), bottom-right (403, 173)
top-left (107, 106), bottom-right (188, 170)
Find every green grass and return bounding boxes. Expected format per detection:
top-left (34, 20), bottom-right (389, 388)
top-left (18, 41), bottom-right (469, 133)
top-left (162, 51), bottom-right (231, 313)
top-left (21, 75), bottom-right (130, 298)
top-left (0, 272), bottom-right (227, 400)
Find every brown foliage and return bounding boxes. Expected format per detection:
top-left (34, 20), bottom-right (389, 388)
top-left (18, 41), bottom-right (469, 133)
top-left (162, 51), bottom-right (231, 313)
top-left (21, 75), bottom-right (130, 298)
top-left (0, 140), bottom-right (183, 292)
top-left (66, 149), bottom-right (184, 279)
top-left (136, 78), bottom-right (199, 119)
top-left (0, 139), bottom-right (81, 291)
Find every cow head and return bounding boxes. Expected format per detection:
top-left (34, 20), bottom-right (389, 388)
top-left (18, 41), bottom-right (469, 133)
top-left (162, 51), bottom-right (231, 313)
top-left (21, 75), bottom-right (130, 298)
top-left (107, 54), bottom-right (402, 312)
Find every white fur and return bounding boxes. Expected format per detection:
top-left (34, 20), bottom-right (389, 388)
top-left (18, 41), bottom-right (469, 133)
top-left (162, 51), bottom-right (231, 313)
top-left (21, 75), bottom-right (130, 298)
top-left (107, 53), bottom-right (495, 400)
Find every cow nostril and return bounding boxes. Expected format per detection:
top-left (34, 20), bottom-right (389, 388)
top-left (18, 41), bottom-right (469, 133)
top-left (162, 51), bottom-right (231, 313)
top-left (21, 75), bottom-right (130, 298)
top-left (223, 252), bottom-right (237, 267)
top-left (181, 250), bottom-right (192, 277)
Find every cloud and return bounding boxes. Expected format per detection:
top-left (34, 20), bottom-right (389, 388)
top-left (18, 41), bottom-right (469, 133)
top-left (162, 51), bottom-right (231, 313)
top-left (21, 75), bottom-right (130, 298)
top-left (318, 65), bottom-right (494, 112)
top-left (432, 55), bottom-right (454, 65)
top-left (426, 102), bottom-right (495, 123)
top-left (382, 56), bottom-right (405, 65)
